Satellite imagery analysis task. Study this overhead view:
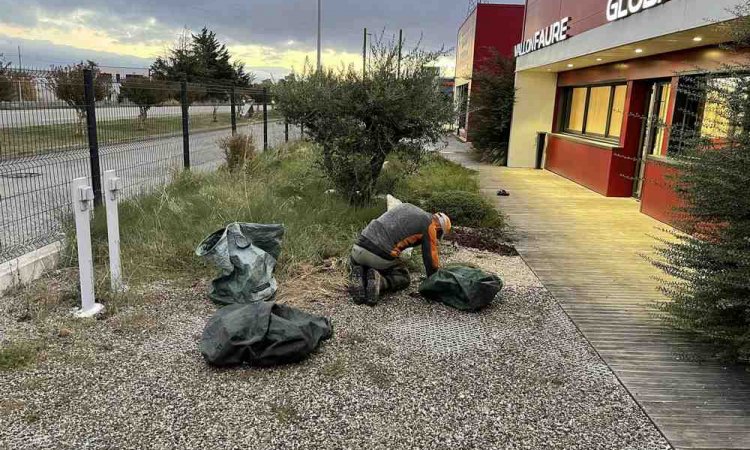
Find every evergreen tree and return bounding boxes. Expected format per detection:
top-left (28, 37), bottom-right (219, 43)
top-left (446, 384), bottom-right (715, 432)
top-left (0, 54), bottom-right (12, 102)
top-left (469, 52), bottom-right (516, 165)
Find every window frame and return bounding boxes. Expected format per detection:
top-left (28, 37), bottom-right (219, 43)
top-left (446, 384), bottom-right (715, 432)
top-left (561, 82), bottom-right (628, 142)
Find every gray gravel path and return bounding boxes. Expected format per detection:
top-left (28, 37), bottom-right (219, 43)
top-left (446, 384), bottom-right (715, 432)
top-left (0, 248), bottom-right (671, 449)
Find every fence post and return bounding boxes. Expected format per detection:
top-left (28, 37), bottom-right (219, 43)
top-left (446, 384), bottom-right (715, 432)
top-left (284, 119), bottom-right (289, 143)
top-left (180, 80), bottom-right (190, 169)
top-left (230, 87), bottom-right (237, 136)
top-left (263, 87), bottom-right (269, 151)
top-left (70, 177), bottom-right (104, 318)
top-left (83, 69), bottom-right (102, 206)
top-left (103, 170), bottom-right (124, 293)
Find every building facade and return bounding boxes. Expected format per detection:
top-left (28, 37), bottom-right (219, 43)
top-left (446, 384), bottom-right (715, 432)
top-left (455, 2), bottom-right (525, 142)
top-left (508, 0), bottom-right (747, 227)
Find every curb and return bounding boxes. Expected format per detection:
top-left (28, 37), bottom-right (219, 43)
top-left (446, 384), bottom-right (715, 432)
top-left (0, 241), bottom-right (63, 296)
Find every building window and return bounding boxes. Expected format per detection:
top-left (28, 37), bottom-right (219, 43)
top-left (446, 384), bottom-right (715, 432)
top-left (562, 84), bottom-right (627, 140)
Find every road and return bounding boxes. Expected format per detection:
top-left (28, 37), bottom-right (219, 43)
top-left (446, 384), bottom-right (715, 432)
top-left (0, 119), bottom-right (297, 262)
top-left (0, 104), bottom-right (275, 128)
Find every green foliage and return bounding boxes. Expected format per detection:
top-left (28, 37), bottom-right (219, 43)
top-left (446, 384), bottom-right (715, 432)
top-left (654, 60), bottom-right (750, 360)
top-left (470, 52), bottom-right (516, 164)
top-left (218, 133), bottom-right (256, 171)
top-left (44, 61), bottom-right (111, 134)
top-left (150, 27), bottom-right (253, 110)
top-left (274, 36), bottom-right (455, 205)
top-left (119, 77), bottom-right (173, 126)
top-left (422, 190), bottom-right (503, 228)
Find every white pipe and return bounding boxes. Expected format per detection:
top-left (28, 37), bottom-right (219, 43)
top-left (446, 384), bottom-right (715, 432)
top-left (104, 170), bottom-right (124, 293)
top-left (71, 177), bottom-right (104, 318)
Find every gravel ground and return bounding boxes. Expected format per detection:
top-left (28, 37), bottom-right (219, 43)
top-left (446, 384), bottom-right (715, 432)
top-left (0, 248), bottom-right (672, 450)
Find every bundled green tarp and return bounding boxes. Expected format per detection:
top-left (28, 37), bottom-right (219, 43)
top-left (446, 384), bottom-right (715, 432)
top-left (419, 265), bottom-right (503, 312)
top-left (200, 302), bottom-right (333, 367)
top-left (196, 223), bottom-right (285, 306)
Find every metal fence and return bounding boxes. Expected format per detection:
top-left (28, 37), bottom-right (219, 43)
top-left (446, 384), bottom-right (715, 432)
top-left (0, 67), bottom-right (300, 263)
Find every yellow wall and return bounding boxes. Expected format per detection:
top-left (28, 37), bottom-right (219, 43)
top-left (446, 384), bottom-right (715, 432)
top-left (507, 71), bottom-right (558, 168)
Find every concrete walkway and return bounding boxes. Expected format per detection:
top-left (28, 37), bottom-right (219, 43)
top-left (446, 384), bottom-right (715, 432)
top-left (442, 138), bottom-right (750, 450)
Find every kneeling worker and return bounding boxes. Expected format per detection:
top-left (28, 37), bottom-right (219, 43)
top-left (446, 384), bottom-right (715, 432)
top-left (350, 203), bottom-right (452, 305)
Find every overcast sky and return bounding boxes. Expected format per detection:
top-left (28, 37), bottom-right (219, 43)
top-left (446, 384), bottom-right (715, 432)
top-left (0, 0), bottom-right (524, 79)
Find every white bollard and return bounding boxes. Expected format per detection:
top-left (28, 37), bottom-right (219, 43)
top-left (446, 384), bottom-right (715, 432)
top-left (103, 170), bottom-right (125, 293)
top-left (71, 177), bottom-right (104, 318)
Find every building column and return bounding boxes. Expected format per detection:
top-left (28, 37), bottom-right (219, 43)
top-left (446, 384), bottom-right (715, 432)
top-left (507, 71), bottom-right (558, 168)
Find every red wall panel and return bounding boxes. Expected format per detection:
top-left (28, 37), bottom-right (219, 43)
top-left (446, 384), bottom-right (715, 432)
top-left (640, 159), bottom-right (683, 226)
top-left (545, 135), bottom-right (614, 195)
top-left (522, 0), bottom-right (607, 41)
top-left (474, 4), bottom-right (525, 65)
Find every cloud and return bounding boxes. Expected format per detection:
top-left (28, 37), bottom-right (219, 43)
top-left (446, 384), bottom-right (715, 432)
top-left (0, 0), bottom-right (524, 74)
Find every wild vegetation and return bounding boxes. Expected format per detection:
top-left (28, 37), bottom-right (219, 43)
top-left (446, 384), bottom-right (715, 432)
top-left (274, 37), bottom-right (455, 205)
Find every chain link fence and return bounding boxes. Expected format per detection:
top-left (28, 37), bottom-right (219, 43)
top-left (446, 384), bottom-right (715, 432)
top-left (0, 67), bottom-right (300, 263)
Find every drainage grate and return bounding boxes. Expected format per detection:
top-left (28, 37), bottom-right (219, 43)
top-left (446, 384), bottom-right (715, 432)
top-left (386, 317), bottom-right (490, 355)
top-left (0, 172), bottom-right (42, 179)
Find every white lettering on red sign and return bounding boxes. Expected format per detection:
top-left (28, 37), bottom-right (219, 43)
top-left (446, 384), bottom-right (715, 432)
top-left (606, 0), bottom-right (672, 22)
top-left (514, 17), bottom-right (571, 58)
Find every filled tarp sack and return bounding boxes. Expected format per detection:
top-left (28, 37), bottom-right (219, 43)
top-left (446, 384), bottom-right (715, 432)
top-left (196, 223), bottom-right (285, 306)
top-left (419, 265), bottom-right (503, 312)
top-left (200, 302), bottom-right (333, 367)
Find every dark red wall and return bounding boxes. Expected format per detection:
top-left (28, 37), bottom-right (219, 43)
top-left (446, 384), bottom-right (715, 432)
top-left (545, 135), bottom-right (614, 195)
top-left (523, 0), bottom-right (607, 41)
top-left (474, 4), bottom-right (525, 68)
top-left (640, 159), bottom-right (683, 226)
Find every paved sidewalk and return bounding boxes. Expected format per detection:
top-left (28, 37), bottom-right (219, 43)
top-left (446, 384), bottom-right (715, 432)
top-left (441, 138), bottom-right (750, 450)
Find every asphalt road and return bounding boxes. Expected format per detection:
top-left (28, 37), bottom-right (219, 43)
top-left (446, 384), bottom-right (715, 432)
top-left (0, 119), bottom-right (297, 262)
top-left (0, 104), bottom-right (275, 128)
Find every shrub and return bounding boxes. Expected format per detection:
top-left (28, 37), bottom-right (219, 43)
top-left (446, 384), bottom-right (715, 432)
top-left (218, 133), bottom-right (256, 171)
top-left (654, 9), bottom-right (750, 361)
top-left (470, 52), bottom-right (516, 164)
top-left (422, 190), bottom-right (503, 228)
top-left (274, 36), bottom-right (455, 205)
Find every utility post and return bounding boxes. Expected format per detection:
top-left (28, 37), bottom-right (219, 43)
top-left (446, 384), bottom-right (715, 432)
top-left (397, 29), bottom-right (403, 79)
top-left (263, 87), bottom-right (269, 151)
top-left (317, 0), bottom-right (322, 72)
top-left (180, 79), bottom-right (190, 169)
top-left (230, 87), bottom-right (237, 136)
top-left (83, 68), bottom-right (102, 206)
top-left (362, 28), bottom-right (367, 77)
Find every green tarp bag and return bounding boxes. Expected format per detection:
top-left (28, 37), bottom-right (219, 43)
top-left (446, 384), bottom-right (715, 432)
top-left (200, 302), bottom-right (333, 367)
top-left (419, 265), bottom-right (503, 312)
top-left (196, 223), bottom-right (285, 306)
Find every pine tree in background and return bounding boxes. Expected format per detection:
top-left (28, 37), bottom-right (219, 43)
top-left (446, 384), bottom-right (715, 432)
top-left (654, 9), bottom-right (750, 360)
top-left (0, 54), bottom-right (13, 102)
top-left (469, 51), bottom-right (516, 165)
top-left (151, 27), bottom-right (254, 119)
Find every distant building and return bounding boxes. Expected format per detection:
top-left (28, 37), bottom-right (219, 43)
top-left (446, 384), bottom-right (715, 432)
top-left (454, 2), bottom-right (525, 142)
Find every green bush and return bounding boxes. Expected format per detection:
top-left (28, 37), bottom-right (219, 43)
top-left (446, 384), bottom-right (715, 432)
top-left (422, 190), bottom-right (503, 228)
top-left (274, 37), bottom-right (455, 205)
top-left (470, 52), bottom-right (516, 165)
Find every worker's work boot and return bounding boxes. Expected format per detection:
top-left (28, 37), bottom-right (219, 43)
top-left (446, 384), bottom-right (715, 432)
top-left (349, 263), bottom-right (367, 305)
top-left (365, 269), bottom-right (382, 306)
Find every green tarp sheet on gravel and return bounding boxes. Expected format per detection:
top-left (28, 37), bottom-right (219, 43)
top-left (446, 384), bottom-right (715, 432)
top-left (419, 265), bottom-right (503, 312)
top-left (200, 302), bottom-right (333, 367)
